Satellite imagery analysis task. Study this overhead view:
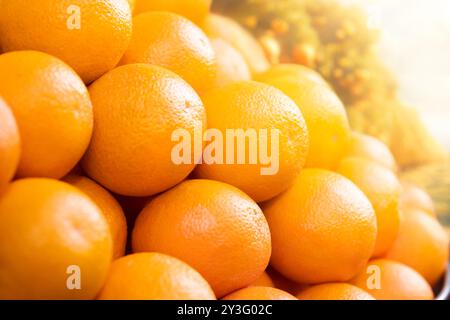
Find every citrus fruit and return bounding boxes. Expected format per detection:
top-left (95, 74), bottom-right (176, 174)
top-left (0, 0), bottom-right (132, 84)
top-left (203, 14), bottom-right (270, 74)
top-left (0, 97), bottom-right (20, 190)
top-left (0, 51), bottom-right (93, 179)
top-left (120, 12), bottom-right (216, 93)
top-left (64, 175), bottom-right (127, 259)
top-left (385, 209), bottom-right (449, 285)
top-left (267, 268), bottom-right (308, 296)
top-left (194, 81), bottom-right (309, 202)
top-left (399, 182), bottom-right (435, 216)
top-left (134, 0), bottom-right (211, 25)
top-left (211, 39), bottom-right (251, 87)
top-left (132, 179), bottom-right (271, 298)
top-left (0, 179), bottom-right (112, 299)
top-left (351, 259), bottom-right (434, 300)
top-left (297, 283), bottom-right (375, 300)
top-left (337, 157), bottom-right (401, 257)
top-left (255, 64), bottom-right (328, 87)
top-left (249, 272), bottom-right (274, 288)
top-left (82, 64), bottom-right (205, 197)
top-left (259, 75), bottom-right (350, 170)
top-left (223, 287), bottom-right (296, 300)
top-left (263, 169), bottom-right (377, 284)
top-left (128, 0), bottom-right (135, 11)
top-left (98, 253), bottom-right (215, 300)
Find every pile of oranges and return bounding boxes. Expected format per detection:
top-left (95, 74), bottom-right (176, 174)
top-left (0, 0), bottom-right (448, 300)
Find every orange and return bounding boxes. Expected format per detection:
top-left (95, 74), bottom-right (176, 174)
top-left (351, 259), bottom-right (434, 300)
top-left (297, 283), bottom-right (375, 300)
top-left (385, 209), bottom-right (449, 285)
top-left (0, 0), bottom-right (132, 84)
top-left (134, 0), bottom-right (211, 25)
top-left (132, 179), bottom-right (271, 298)
top-left (264, 169), bottom-right (377, 284)
top-left (0, 51), bottom-right (93, 179)
top-left (344, 132), bottom-right (397, 172)
top-left (203, 14), bottom-right (270, 74)
top-left (223, 287), bottom-right (296, 301)
top-left (64, 175), bottom-right (127, 259)
top-left (211, 39), bottom-right (251, 87)
top-left (0, 178), bottom-right (112, 299)
top-left (249, 272), bottom-right (274, 288)
top-left (120, 12), bottom-right (216, 93)
top-left (255, 64), bottom-right (328, 87)
top-left (258, 75), bottom-right (350, 170)
top-left (82, 64), bottom-right (205, 197)
top-left (337, 157), bottom-right (401, 257)
top-left (399, 182), bottom-right (435, 216)
top-left (98, 253), bottom-right (215, 300)
top-left (194, 81), bottom-right (309, 202)
top-left (128, 0), bottom-right (135, 11)
top-left (0, 97), bottom-right (20, 190)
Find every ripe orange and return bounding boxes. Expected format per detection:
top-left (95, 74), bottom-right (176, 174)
top-left (223, 287), bottom-right (296, 300)
top-left (0, 179), bottom-right (112, 299)
top-left (0, 0), bottom-right (132, 84)
top-left (259, 75), bottom-right (350, 170)
top-left (98, 253), bottom-right (215, 300)
top-left (64, 175), bottom-right (127, 259)
top-left (120, 12), bottom-right (216, 93)
top-left (264, 169), bottom-right (377, 284)
top-left (211, 39), bottom-right (251, 87)
top-left (132, 179), bottom-right (271, 298)
top-left (249, 271), bottom-right (274, 288)
top-left (337, 157), bottom-right (401, 257)
top-left (0, 97), bottom-right (20, 190)
top-left (399, 182), bottom-right (435, 216)
top-left (385, 209), bottom-right (449, 285)
top-left (82, 64), bottom-right (205, 197)
top-left (0, 51), bottom-right (93, 179)
top-left (255, 64), bottom-right (328, 87)
top-left (297, 283), bottom-right (375, 300)
top-left (351, 259), bottom-right (434, 300)
top-left (194, 81), bottom-right (309, 202)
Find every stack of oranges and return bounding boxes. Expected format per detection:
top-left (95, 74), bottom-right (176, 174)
top-left (0, 0), bottom-right (448, 300)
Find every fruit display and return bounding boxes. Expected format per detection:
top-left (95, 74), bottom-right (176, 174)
top-left (0, 0), bottom-right (449, 303)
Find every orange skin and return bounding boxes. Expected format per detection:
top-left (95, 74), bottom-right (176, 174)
top-left (223, 287), bottom-right (297, 301)
top-left (351, 259), bottom-right (434, 300)
top-left (264, 169), bottom-right (377, 284)
top-left (0, 51), bottom-right (93, 179)
top-left (132, 179), bottom-right (272, 298)
top-left (120, 12), bottom-right (217, 94)
top-left (0, 98), bottom-right (20, 190)
top-left (337, 157), bottom-right (401, 257)
top-left (249, 272), bottom-right (275, 288)
top-left (399, 183), bottom-right (436, 217)
top-left (297, 283), bottom-right (375, 300)
top-left (0, 179), bottom-right (112, 299)
top-left (82, 64), bottom-right (205, 197)
top-left (385, 210), bottom-right (449, 285)
top-left (0, 0), bottom-right (132, 84)
top-left (267, 268), bottom-right (309, 296)
top-left (255, 64), bottom-right (329, 87)
top-left (98, 253), bottom-right (216, 300)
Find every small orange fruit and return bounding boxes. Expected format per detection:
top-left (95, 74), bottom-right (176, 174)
top-left (0, 0), bottom-right (132, 83)
top-left (132, 179), bottom-right (271, 298)
top-left (0, 97), bottom-right (20, 189)
top-left (194, 81), bottom-right (309, 202)
top-left (249, 272), bottom-right (274, 288)
top-left (264, 169), bottom-right (377, 284)
top-left (351, 259), bottom-right (434, 300)
top-left (255, 64), bottom-right (328, 87)
top-left (297, 283), bottom-right (375, 300)
top-left (385, 209), bottom-right (449, 285)
top-left (64, 175), bottom-right (127, 259)
top-left (223, 287), bottom-right (296, 300)
top-left (120, 12), bottom-right (216, 93)
top-left (98, 253), bottom-right (216, 300)
top-left (0, 51), bottom-right (93, 179)
top-left (0, 179), bottom-right (112, 299)
top-left (337, 157), bottom-right (401, 257)
top-left (399, 182), bottom-right (435, 216)
top-left (82, 64), bottom-right (205, 197)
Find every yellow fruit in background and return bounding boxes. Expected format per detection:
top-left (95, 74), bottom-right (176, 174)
top-left (127, 0), bottom-right (135, 11)
top-left (337, 157), bottom-right (401, 257)
top-left (0, 0), bottom-right (132, 84)
top-left (120, 12), bottom-right (217, 94)
top-left (0, 97), bottom-right (20, 190)
top-left (0, 179), bottom-right (112, 299)
top-left (0, 51), bottom-right (93, 179)
top-left (264, 169), bottom-right (377, 284)
top-left (255, 64), bottom-right (328, 87)
top-left (64, 175), bottom-right (127, 259)
top-left (98, 253), bottom-right (216, 300)
top-left (297, 283), bottom-right (375, 301)
top-left (223, 287), bottom-right (297, 300)
top-left (82, 64), bottom-right (205, 197)
top-left (249, 271), bottom-right (274, 288)
top-left (194, 81), bottom-right (309, 202)
top-left (399, 182), bottom-right (436, 216)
